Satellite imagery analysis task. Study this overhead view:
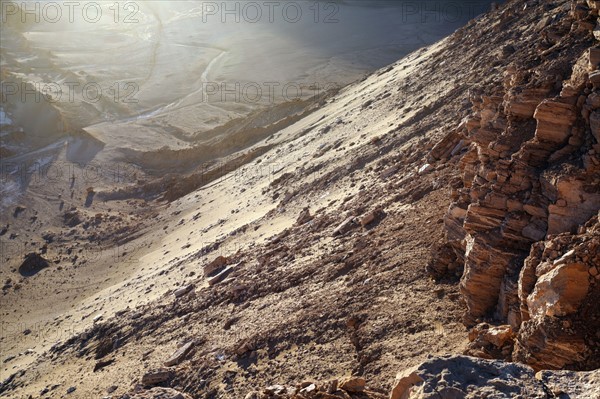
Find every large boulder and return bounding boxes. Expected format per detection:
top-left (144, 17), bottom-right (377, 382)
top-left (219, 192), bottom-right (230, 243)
top-left (390, 356), bottom-right (600, 399)
top-left (390, 355), bottom-right (547, 399)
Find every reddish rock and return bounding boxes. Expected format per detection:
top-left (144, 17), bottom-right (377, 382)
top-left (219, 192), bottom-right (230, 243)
top-left (203, 256), bottom-right (228, 276)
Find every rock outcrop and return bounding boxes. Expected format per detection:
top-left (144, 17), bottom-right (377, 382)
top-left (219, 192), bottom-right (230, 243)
top-left (430, 0), bottom-right (600, 371)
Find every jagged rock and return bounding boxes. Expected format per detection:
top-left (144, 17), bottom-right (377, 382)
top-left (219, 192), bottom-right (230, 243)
top-left (333, 216), bottom-right (356, 236)
top-left (130, 387), bottom-right (192, 399)
top-left (296, 208), bottom-right (312, 225)
top-left (504, 87), bottom-right (550, 118)
top-left (338, 377), bottom-right (365, 393)
top-left (460, 234), bottom-right (521, 325)
top-left (431, 26), bottom-right (600, 366)
top-left (203, 256), bottom-right (228, 276)
top-left (141, 369), bottom-right (173, 386)
top-left (207, 264), bottom-right (235, 286)
top-left (164, 341), bottom-right (194, 367)
top-left (427, 130), bottom-right (466, 162)
top-left (469, 324), bottom-right (514, 348)
top-left (465, 323), bottom-right (515, 361)
top-left (18, 253), bottom-right (50, 277)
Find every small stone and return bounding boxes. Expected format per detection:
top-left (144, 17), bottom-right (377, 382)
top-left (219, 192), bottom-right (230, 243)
top-left (360, 212), bottom-right (376, 227)
top-left (164, 341), bottom-right (194, 367)
top-left (203, 256), bottom-right (228, 276)
top-left (235, 341), bottom-right (254, 356)
top-left (207, 265), bottom-right (235, 286)
top-left (173, 285), bottom-right (194, 298)
top-left (418, 163), bottom-right (434, 175)
top-left (339, 377), bottom-right (365, 392)
top-left (333, 216), bottom-right (356, 236)
top-left (326, 379), bottom-right (339, 394)
top-left (142, 369), bottom-right (173, 386)
top-left (264, 385), bottom-right (287, 395)
top-left (67, 387), bottom-right (76, 394)
top-left (300, 383), bottom-right (316, 394)
top-left (553, 249), bottom-right (575, 266)
top-left (130, 387), bottom-right (193, 399)
top-left (380, 165), bottom-right (399, 179)
top-left (296, 208), bottom-right (313, 225)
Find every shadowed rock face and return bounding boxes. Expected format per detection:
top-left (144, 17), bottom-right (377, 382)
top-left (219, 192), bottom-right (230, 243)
top-left (18, 253), bottom-right (49, 277)
top-left (388, 355), bottom-right (600, 399)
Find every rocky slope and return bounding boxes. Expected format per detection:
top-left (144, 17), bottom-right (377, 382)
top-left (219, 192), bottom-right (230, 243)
top-left (1, 0), bottom-right (599, 398)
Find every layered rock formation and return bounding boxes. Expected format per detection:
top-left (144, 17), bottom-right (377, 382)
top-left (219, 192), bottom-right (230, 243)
top-left (430, 0), bottom-right (600, 371)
